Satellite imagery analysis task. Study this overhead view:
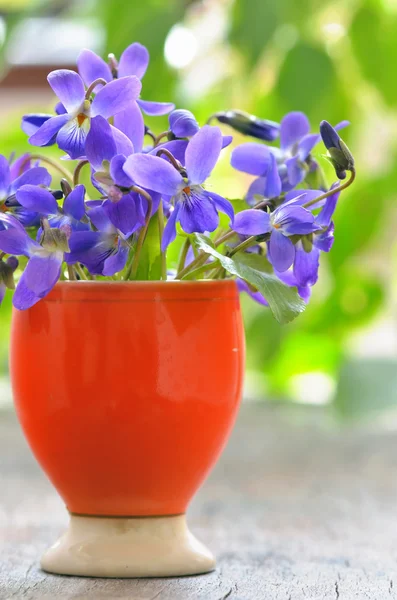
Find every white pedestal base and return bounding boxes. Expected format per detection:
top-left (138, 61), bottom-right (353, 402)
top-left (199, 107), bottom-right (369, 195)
top-left (40, 514), bottom-right (216, 578)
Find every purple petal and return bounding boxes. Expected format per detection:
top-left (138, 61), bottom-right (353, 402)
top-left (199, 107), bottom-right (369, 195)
top-left (65, 230), bottom-right (102, 264)
top-left (114, 102), bottom-right (144, 153)
top-left (55, 102), bottom-right (67, 115)
top-left (268, 230), bottom-right (295, 272)
top-left (137, 99), bottom-right (175, 116)
top-left (29, 114), bottom-right (69, 147)
top-left (56, 117), bottom-right (90, 160)
top-left (222, 135), bottom-right (233, 149)
top-left (110, 155), bottom-right (133, 188)
top-left (265, 153), bottom-right (281, 199)
top-left (85, 115), bottom-right (117, 170)
top-left (87, 205), bottom-right (114, 232)
top-left (179, 193), bottom-right (219, 234)
top-left (233, 209), bottom-right (271, 235)
top-left (280, 112), bottom-right (310, 150)
top-left (314, 222), bottom-right (334, 252)
top-left (13, 274), bottom-right (41, 310)
top-left (9, 153), bottom-right (31, 179)
top-left (103, 194), bottom-right (143, 236)
top-left (24, 251), bottom-right (63, 296)
top-left (231, 143), bottom-right (270, 176)
top-left (316, 190), bottom-right (340, 228)
top-left (47, 69), bottom-right (85, 113)
top-left (63, 184), bottom-right (86, 221)
top-left (9, 167), bottom-right (52, 194)
top-left (103, 240), bottom-right (129, 276)
top-left (16, 185), bottom-right (59, 215)
top-left (297, 133), bottom-right (320, 161)
top-left (206, 191), bottom-right (234, 225)
top-left (11, 208), bottom-right (40, 228)
top-left (293, 244), bottom-right (320, 287)
top-left (286, 156), bottom-right (305, 187)
top-left (0, 155), bottom-right (10, 199)
top-left (169, 109), bottom-right (199, 138)
top-left (284, 189), bottom-right (325, 209)
top-left (109, 124), bottom-right (134, 157)
top-left (0, 213), bottom-right (38, 256)
top-left (161, 203), bottom-right (181, 251)
top-left (152, 140), bottom-right (188, 166)
top-left (335, 120), bottom-right (350, 132)
top-left (77, 48), bottom-right (112, 88)
top-left (21, 114), bottom-right (54, 144)
top-left (91, 76), bottom-right (142, 119)
top-left (274, 205), bottom-right (319, 236)
top-left (123, 153), bottom-right (182, 195)
top-left (237, 278), bottom-right (268, 306)
top-left (185, 125), bottom-right (222, 185)
top-left (246, 177), bottom-right (266, 205)
top-left (118, 42), bottom-right (149, 79)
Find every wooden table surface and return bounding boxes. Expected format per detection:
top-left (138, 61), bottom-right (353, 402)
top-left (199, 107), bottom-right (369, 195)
top-left (2, 402), bottom-right (397, 599)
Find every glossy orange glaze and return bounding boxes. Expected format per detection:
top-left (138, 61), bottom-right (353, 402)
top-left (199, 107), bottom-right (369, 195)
top-left (10, 281), bottom-right (245, 516)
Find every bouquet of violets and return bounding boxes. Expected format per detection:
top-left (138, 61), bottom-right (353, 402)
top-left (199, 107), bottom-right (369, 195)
top-left (0, 42), bottom-right (355, 324)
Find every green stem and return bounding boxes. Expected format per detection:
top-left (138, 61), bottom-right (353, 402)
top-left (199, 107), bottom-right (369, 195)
top-left (181, 259), bottom-right (220, 280)
top-left (67, 264), bottom-right (77, 281)
top-left (75, 263), bottom-right (88, 281)
top-left (127, 187), bottom-right (153, 280)
top-left (20, 154), bottom-right (73, 183)
top-left (85, 78), bottom-right (107, 98)
top-left (175, 231), bottom-right (237, 279)
top-left (154, 131), bottom-right (170, 146)
top-left (228, 236), bottom-right (257, 257)
top-left (158, 200), bottom-right (167, 281)
top-left (177, 238), bottom-right (191, 273)
top-left (303, 169), bottom-right (356, 209)
top-left (156, 148), bottom-right (182, 171)
top-left (73, 160), bottom-right (89, 187)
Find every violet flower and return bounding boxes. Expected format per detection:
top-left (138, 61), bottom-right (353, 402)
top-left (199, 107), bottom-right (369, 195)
top-left (66, 206), bottom-right (129, 276)
top-left (233, 200), bottom-right (321, 272)
top-left (16, 183), bottom-right (90, 233)
top-left (0, 153), bottom-right (51, 227)
top-left (231, 112), bottom-right (349, 193)
top-left (77, 43), bottom-right (174, 153)
top-left (0, 213), bottom-right (69, 309)
top-left (27, 70), bottom-right (141, 159)
top-left (169, 110), bottom-right (200, 138)
top-left (123, 125), bottom-right (235, 250)
top-left (84, 115), bottom-right (153, 235)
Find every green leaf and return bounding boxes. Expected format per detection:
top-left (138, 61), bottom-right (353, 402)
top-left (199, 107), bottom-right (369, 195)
top-left (134, 214), bottom-right (162, 281)
top-left (192, 234), bottom-right (305, 324)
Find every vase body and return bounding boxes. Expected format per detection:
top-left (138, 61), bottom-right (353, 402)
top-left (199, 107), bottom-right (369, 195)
top-left (10, 280), bottom-right (245, 577)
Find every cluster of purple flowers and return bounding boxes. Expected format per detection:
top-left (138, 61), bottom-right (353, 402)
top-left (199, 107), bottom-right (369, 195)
top-left (0, 41), bottom-right (355, 321)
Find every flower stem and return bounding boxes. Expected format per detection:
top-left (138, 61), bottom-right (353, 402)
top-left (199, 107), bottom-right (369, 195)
top-left (156, 148), bottom-right (182, 171)
top-left (20, 154), bottom-right (73, 183)
top-left (175, 231), bottom-right (237, 279)
top-left (75, 263), bottom-right (88, 281)
top-left (127, 187), bottom-right (153, 280)
top-left (228, 236), bottom-right (257, 257)
top-left (303, 169), bottom-right (356, 209)
top-left (177, 238), bottom-right (191, 273)
top-left (85, 78), bottom-right (108, 98)
top-left (181, 259), bottom-right (220, 280)
top-left (67, 264), bottom-right (77, 281)
top-left (154, 131), bottom-right (170, 146)
top-left (73, 160), bottom-right (89, 186)
top-left (157, 200), bottom-right (167, 281)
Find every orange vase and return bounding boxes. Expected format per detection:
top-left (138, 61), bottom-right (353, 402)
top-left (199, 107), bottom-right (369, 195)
top-left (10, 280), bottom-right (245, 577)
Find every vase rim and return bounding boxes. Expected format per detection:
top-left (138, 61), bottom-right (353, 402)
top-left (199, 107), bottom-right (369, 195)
top-left (39, 279), bottom-right (239, 304)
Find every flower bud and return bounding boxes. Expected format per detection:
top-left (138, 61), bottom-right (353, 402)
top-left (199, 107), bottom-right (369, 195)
top-left (169, 110), bottom-right (200, 138)
top-left (0, 256), bottom-right (19, 290)
top-left (215, 110), bottom-right (280, 141)
top-left (320, 120), bottom-right (354, 179)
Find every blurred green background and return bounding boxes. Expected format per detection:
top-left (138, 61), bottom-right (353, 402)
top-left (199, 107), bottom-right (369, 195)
top-left (0, 0), bottom-right (396, 418)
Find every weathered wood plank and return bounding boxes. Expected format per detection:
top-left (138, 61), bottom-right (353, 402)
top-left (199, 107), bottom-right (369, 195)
top-left (2, 404), bottom-right (397, 599)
